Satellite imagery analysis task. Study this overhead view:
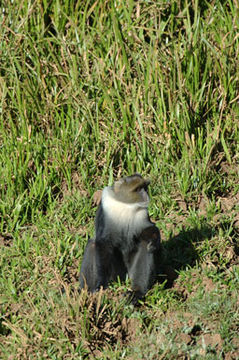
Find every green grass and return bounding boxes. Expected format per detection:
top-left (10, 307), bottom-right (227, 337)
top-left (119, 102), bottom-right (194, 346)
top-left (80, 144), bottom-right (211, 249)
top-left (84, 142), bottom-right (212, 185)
top-left (0, 0), bottom-right (239, 359)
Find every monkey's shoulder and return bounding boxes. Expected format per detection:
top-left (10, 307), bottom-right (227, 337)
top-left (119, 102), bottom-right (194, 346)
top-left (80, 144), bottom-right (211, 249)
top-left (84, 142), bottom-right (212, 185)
top-left (140, 225), bottom-right (160, 242)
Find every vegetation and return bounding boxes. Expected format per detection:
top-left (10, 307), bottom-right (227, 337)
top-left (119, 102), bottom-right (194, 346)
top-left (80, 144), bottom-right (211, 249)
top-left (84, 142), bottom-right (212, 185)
top-left (0, 0), bottom-right (238, 358)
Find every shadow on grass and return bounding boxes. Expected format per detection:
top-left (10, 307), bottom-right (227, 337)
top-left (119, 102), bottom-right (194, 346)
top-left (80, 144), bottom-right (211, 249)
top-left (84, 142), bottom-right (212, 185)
top-left (160, 225), bottom-right (214, 288)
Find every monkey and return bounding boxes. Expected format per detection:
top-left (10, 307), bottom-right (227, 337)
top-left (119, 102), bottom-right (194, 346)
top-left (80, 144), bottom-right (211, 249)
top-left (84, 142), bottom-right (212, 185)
top-left (79, 173), bottom-right (161, 304)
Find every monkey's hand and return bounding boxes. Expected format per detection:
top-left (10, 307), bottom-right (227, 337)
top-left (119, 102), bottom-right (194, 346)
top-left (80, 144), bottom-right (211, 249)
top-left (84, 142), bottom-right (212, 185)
top-left (139, 226), bottom-right (161, 252)
top-left (125, 290), bottom-right (144, 306)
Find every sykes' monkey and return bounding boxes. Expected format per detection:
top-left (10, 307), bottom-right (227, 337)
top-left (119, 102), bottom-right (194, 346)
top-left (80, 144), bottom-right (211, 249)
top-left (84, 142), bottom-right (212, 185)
top-left (79, 173), bottom-right (161, 303)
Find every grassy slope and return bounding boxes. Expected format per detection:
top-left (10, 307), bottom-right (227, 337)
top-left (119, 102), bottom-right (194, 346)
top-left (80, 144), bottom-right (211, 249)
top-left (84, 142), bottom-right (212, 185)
top-left (0, 0), bottom-right (238, 359)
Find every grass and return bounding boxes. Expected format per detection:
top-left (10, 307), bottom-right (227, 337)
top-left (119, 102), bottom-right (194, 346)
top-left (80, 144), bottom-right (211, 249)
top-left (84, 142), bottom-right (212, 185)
top-left (0, 0), bottom-right (239, 359)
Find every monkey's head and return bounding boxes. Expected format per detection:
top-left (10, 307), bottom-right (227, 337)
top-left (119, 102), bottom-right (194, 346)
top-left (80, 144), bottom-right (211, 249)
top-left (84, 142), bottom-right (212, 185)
top-left (113, 173), bottom-right (150, 204)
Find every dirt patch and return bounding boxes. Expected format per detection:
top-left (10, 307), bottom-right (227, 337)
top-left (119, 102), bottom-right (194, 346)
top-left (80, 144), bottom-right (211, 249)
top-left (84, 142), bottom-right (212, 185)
top-left (173, 271), bottom-right (216, 300)
top-left (158, 311), bottom-right (226, 358)
top-left (73, 289), bottom-right (141, 357)
top-left (232, 337), bottom-right (239, 348)
top-left (0, 233), bottom-right (13, 247)
top-left (224, 337), bottom-right (239, 360)
top-left (197, 196), bottom-right (210, 216)
top-left (225, 351), bottom-right (239, 360)
top-left (173, 187), bottom-right (239, 222)
top-left (176, 199), bottom-right (187, 212)
top-left (176, 332), bottom-right (192, 345)
top-left (201, 276), bottom-right (216, 292)
top-left (219, 192), bottom-right (239, 213)
top-left (62, 258), bottom-right (80, 286)
top-left (165, 310), bottom-right (199, 335)
top-left (198, 333), bottom-right (223, 355)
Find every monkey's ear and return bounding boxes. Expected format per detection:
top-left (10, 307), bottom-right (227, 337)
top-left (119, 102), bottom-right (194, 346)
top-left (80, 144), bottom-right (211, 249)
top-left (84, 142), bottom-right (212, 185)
top-left (144, 179), bottom-right (151, 187)
top-left (132, 179), bottom-right (150, 192)
top-left (93, 190), bottom-right (102, 206)
top-left (114, 179), bottom-right (125, 193)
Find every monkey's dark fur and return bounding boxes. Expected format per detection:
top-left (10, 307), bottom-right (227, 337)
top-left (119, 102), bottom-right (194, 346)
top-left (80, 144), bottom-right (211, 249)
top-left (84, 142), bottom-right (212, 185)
top-left (79, 173), bottom-right (161, 303)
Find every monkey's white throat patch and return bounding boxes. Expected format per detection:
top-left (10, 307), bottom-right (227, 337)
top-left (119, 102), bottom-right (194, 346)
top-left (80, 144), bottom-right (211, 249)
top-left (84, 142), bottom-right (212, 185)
top-left (102, 187), bottom-right (149, 228)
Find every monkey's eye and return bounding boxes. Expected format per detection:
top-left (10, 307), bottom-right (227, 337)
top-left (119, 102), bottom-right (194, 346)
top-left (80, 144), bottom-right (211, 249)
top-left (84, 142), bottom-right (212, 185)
top-left (135, 186), bottom-right (148, 193)
top-left (134, 186), bottom-right (142, 193)
top-left (141, 185), bottom-right (148, 193)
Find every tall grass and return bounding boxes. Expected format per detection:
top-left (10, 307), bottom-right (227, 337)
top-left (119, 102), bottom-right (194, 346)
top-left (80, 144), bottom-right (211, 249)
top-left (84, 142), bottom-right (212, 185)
top-left (0, 1), bottom-right (238, 358)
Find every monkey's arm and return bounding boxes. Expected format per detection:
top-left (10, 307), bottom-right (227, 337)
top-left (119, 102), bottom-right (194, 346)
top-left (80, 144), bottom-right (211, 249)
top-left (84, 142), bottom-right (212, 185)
top-left (139, 225), bottom-right (161, 250)
top-left (79, 239), bottom-right (98, 292)
top-left (127, 226), bottom-right (161, 304)
top-left (79, 238), bottom-right (126, 292)
top-left (79, 239), bottom-right (112, 292)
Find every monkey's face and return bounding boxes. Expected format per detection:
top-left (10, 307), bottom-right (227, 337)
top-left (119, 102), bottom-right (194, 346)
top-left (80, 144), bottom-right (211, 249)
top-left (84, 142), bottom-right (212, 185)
top-left (113, 173), bottom-right (150, 204)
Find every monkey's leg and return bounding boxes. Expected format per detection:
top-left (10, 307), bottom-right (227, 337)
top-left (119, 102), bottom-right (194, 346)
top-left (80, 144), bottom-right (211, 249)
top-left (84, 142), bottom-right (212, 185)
top-left (110, 248), bottom-right (127, 283)
top-left (79, 239), bottom-right (113, 292)
top-left (127, 240), bottom-right (156, 304)
top-left (79, 239), bottom-right (98, 292)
